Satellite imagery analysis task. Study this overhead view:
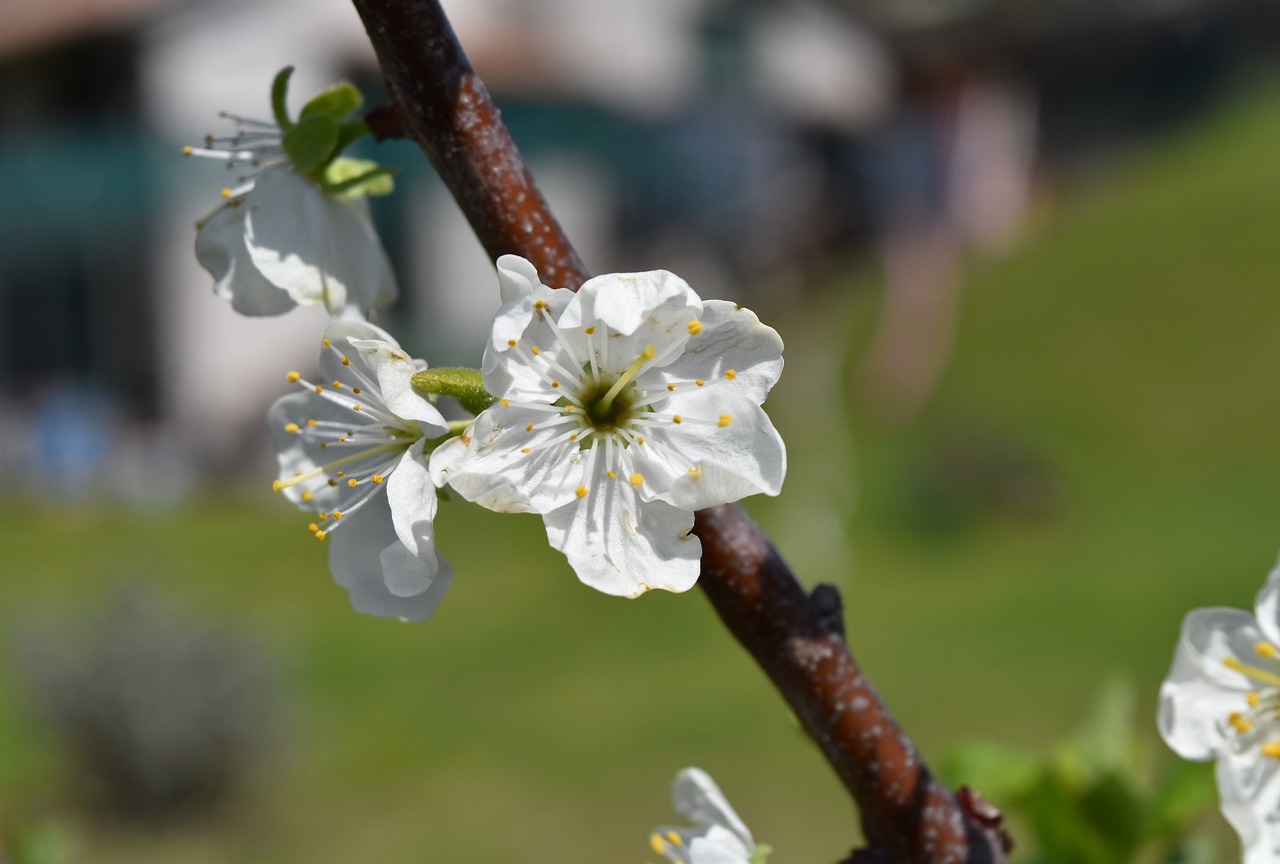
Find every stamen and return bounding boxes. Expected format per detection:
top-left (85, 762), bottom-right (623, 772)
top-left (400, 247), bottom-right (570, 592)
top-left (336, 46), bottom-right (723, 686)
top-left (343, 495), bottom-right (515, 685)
top-left (600, 345), bottom-right (655, 410)
top-left (271, 442), bottom-right (403, 492)
top-left (1224, 656), bottom-right (1280, 689)
top-left (687, 320), bottom-right (702, 335)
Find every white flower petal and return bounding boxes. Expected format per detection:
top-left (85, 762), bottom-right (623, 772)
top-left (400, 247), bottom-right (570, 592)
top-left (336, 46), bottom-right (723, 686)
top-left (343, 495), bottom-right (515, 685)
top-left (1159, 607), bottom-right (1265, 759)
top-left (653, 300), bottom-right (785, 406)
top-left (430, 435), bottom-right (535, 513)
top-left (355, 339), bottom-right (448, 432)
top-left (195, 201), bottom-right (296, 315)
top-left (686, 826), bottom-right (753, 864)
top-left (245, 166), bottom-right (397, 317)
top-left (630, 400), bottom-right (786, 511)
top-left (328, 495), bottom-right (452, 622)
top-left (384, 440), bottom-right (440, 596)
top-left (1255, 558), bottom-right (1280, 648)
top-left (1218, 750), bottom-right (1280, 864)
top-left (543, 481), bottom-right (700, 596)
top-left (672, 768), bottom-right (754, 851)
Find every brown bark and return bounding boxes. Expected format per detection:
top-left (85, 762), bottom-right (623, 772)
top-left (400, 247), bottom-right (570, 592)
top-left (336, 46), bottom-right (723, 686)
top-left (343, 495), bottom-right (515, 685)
top-left (348, 2), bottom-right (1008, 861)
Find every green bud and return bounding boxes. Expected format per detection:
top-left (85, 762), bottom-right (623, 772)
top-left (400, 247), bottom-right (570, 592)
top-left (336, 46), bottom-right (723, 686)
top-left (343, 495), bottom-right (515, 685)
top-left (749, 843), bottom-right (773, 864)
top-left (283, 114), bottom-right (339, 176)
top-left (300, 81), bottom-right (364, 122)
top-left (412, 368), bottom-right (495, 416)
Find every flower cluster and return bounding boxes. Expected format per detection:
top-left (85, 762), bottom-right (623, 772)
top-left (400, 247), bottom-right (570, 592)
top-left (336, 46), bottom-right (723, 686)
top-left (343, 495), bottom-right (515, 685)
top-left (190, 74), bottom-right (786, 624)
top-left (1160, 557), bottom-right (1280, 862)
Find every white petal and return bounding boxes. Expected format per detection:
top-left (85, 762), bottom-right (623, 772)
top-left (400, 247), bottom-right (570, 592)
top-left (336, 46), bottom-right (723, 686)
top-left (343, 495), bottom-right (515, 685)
top-left (652, 300), bottom-right (785, 406)
top-left (428, 406), bottom-right (582, 513)
top-left (483, 263), bottom-right (575, 401)
top-left (245, 166), bottom-right (397, 317)
top-left (1217, 750), bottom-right (1280, 864)
top-left (686, 826), bottom-right (753, 864)
top-left (429, 436), bottom-right (535, 513)
top-left (1158, 607), bottom-right (1264, 759)
top-left (195, 201), bottom-right (296, 315)
top-left (673, 768), bottom-right (754, 850)
top-left (630, 399), bottom-right (786, 511)
top-left (542, 478), bottom-right (700, 596)
top-left (560, 270), bottom-right (700, 377)
top-left (359, 340), bottom-right (448, 432)
top-left (327, 495), bottom-right (452, 621)
top-left (384, 440), bottom-right (440, 596)
top-left (1254, 556), bottom-right (1280, 648)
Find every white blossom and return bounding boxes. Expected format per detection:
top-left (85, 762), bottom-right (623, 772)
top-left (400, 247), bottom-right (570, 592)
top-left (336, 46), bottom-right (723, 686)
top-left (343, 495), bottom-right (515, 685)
top-left (188, 117), bottom-right (397, 318)
top-left (269, 320), bottom-right (451, 621)
top-left (430, 256), bottom-right (786, 597)
top-left (1159, 557), bottom-right (1280, 862)
top-left (649, 768), bottom-right (757, 864)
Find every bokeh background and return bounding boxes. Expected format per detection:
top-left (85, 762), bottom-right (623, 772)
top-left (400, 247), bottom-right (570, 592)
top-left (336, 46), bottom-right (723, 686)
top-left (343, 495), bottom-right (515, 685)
top-left (1, 0), bottom-right (1279, 861)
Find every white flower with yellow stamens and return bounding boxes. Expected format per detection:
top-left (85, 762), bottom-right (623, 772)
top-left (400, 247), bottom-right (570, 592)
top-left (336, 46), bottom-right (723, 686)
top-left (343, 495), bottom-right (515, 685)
top-left (269, 320), bottom-right (451, 621)
top-left (649, 768), bottom-right (761, 864)
top-left (429, 255), bottom-right (786, 597)
top-left (1159, 556), bottom-right (1280, 862)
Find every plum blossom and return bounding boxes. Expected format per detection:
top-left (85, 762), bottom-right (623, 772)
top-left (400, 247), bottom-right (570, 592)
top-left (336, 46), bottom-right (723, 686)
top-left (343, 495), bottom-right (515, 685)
top-left (1159, 556), bottom-right (1280, 862)
top-left (188, 114), bottom-right (397, 318)
top-left (430, 256), bottom-right (786, 597)
top-left (269, 320), bottom-right (451, 621)
top-left (649, 768), bottom-right (761, 864)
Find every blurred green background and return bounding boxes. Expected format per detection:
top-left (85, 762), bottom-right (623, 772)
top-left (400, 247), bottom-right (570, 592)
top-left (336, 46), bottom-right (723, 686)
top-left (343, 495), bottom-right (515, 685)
top-left (2, 71), bottom-right (1278, 861)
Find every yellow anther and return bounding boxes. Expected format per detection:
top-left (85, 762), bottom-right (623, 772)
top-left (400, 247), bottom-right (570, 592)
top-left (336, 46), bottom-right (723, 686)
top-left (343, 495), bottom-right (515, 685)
top-left (336, 471), bottom-right (345, 478)
top-left (351, 404), bottom-right (361, 412)
top-left (308, 522), bottom-right (319, 532)
top-left (688, 466), bottom-right (702, 478)
top-left (1258, 642), bottom-right (1278, 659)
top-left (672, 415), bottom-right (682, 424)
top-left (718, 414), bottom-right (732, 427)
top-left (565, 405), bottom-right (574, 412)
top-left (551, 380), bottom-right (560, 388)
top-left (1264, 741), bottom-right (1280, 759)
top-left (1229, 712), bottom-right (1253, 733)
top-left (636, 437), bottom-right (644, 444)
top-left (576, 485), bottom-right (588, 499)
top-left (643, 345), bottom-right (655, 360)
top-left (300, 489), bottom-right (313, 502)
top-left (332, 381), bottom-right (343, 389)
top-left (687, 320), bottom-right (702, 335)
top-left (314, 530), bottom-right (326, 541)
top-left (322, 338), bottom-right (331, 348)
top-left (569, 434), bottom-right (577, 441)
top-left (341, 356), bottom-right (350, 366)
top-left (606, 470), bottom-right (616, 479)
top-left (220, 187), bottom-right (232, 199)
top-left (318, 512), bottom-right (327, 520)
top-left (1249, 692), bottom-right (1262, 707)
top-left (507, 339), bottom-right (517, 347)
top-left (319, 442), bottom-right (328, 449)
top-left (725, 369), bottom-right (736, 379)
top-left (585, 326), bottom-right (596, 335)
top-left (629, 473), bottom-right (644, 486)
top-left (328, 479), bottom-right (337, 486)
top-left (667, 384), bottom-right (676, 391)
top-left (695, 379), bottom-right (704, 386)
top-left (307, 419), bottom-right (316, 427)
top-left (649, 835), bottom-right (665, 855)
top-left (352, 386), bottom-right (362, 395)
top-left (531, 346), bottom-right (540, 355)
top-left (667, 831), bottom-right (683, 845)
top-left (535, 300), bottom-right (547, 310)
top-left (500, 399), bottom-right (511, 406)
top-left (521, 448), bottom-right (531, 454)
top-left (287, 371), bottom-right (301, 382)
top-left (284, 423), bottom-right (300, 434)
top-left (337, 436), bottom-right (347, 443)
top-left (182, 145), bottom-right (194, 156)
top-left (332, 510), bottom-right (342, 519)
top-left (371, 474), bottom-right (384, 484)
top-left (347, 478), bottom-right (358, 487)
top-left (314, 385), bottom-right (323, 394)
top-left (526, 423), bottom-right (534, 432)
top-left (271, 480), bottom-right (283, 493)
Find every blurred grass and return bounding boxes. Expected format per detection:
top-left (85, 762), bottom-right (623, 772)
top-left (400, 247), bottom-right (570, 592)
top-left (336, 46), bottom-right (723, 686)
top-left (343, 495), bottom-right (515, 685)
top-left (2, 78), bottom-right (1279, 862)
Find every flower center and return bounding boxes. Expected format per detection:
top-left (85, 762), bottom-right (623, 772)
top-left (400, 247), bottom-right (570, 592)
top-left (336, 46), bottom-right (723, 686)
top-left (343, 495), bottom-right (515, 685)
top-left (1222, 642), bottom-right (1280, 759)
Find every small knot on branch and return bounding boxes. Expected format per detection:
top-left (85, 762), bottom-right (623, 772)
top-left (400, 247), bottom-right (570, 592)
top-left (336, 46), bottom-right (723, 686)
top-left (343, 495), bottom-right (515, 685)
top-left (364, 101), bottom-right (405, 141)
top-left (955, 786), bottom-right (1014, 856)
top-left (810, 583), bottom-right (845, 639)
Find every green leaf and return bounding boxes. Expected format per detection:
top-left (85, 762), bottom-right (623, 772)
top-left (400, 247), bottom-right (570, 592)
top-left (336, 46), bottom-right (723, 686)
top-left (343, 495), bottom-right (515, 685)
top-left (1079, 771), bottom-right (1145, 853)
top-left (1149, 759), bottom-right (1217, 839)
top-left (282, 115), bottom-right (339, 176)
top-left (940, 741), bottom-right (1040, 802)
top-left (412, 368), bottom-right (495, 416)
top-left (300, 81), bottom-right (364, 122)
top-left (270, 66), bottom-right (295, 130)
top-left (324, 157), bottom-right (396, 198)
top-left (748, 842), bottom-right (773, 864)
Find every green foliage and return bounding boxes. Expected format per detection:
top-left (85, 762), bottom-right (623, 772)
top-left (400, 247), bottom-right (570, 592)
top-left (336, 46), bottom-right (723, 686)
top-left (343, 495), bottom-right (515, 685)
top-left (268, 66), bottom-right (388, 185)
top-left (282, 114), bottom-right (340, 176)
top-left (299, 81), bottom-right (364, 122)
top-left (943, 683), bottom-right (1219, 864)
top-left (324, 158), bottom-right (397, 198)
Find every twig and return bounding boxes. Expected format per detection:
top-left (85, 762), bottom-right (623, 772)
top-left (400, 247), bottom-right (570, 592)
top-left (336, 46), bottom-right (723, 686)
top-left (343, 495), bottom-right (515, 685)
top-left (349, 2), bottom-right (1008, 860)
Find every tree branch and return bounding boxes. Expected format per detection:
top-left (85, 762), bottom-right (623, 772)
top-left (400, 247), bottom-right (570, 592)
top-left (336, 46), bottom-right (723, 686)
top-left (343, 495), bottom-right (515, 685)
top-left (349, 2), bottom-right (1008, 860)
